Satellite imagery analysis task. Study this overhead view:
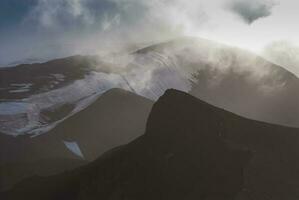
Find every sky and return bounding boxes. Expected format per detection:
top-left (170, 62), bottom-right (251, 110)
top-left (0, 0), bottom-right (299, 67)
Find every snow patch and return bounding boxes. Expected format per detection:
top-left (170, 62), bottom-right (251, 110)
top-left (9, 83), bottom-right (33, 93)
top-left (63, 140), bottom-right (85, 159)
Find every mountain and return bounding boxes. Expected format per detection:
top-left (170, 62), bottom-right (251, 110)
top-left (3, 89), bottom-right (283, 200)
top-left (2, 37), bottom-right (299, 136)
top-left (0, 89), bottom-right (153, 190)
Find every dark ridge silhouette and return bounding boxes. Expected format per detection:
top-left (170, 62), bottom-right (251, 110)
top-left (151, 89), bottom-right (299, 200)
top-left (0, 89), bottom-right (153, 190)
top-left (1, 89), bottom-right (255, 200)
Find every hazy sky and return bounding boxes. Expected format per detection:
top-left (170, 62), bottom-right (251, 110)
top-left (195, 0), bottom-right (299, 52)
top-left (0, 0), bottom-right (298, 66)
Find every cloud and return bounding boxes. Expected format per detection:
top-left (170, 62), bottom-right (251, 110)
top-left (25, 0), bottom-right (111, 29)
top-left (263, 41), bottom-right (299, 77)
top-left (227, 0), bottom-right (276, 24)
top-left (2, 0), bottom-right (299, 67)
top-left (0, 0), bottom-right (209, 66)
top-left (27, 0), bottom-right (207, 35)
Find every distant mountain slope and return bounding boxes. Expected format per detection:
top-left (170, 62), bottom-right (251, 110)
top-left (0, 55), bottom-right (98, 100)
top-left (0, 55), bottom-right (110, 136)
top-left (0, 89), bottom-right (153, 190)
top-left (132, 37), bottom-right (299, 127)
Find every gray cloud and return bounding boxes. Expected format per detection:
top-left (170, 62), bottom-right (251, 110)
top-left (227, 0), bottom-right (276, 24)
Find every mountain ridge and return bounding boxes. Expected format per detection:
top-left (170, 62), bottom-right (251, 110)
top-left (6, 89), bottom-right (299, 199)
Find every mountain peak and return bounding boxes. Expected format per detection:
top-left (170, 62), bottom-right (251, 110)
top-left (145, 89), bottom-right (224, 139)
top-left (159, 89), bottom-right (212, 106)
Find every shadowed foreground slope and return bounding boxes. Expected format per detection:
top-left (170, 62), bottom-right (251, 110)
top-left (3, 89), bottom-right (299, 199)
